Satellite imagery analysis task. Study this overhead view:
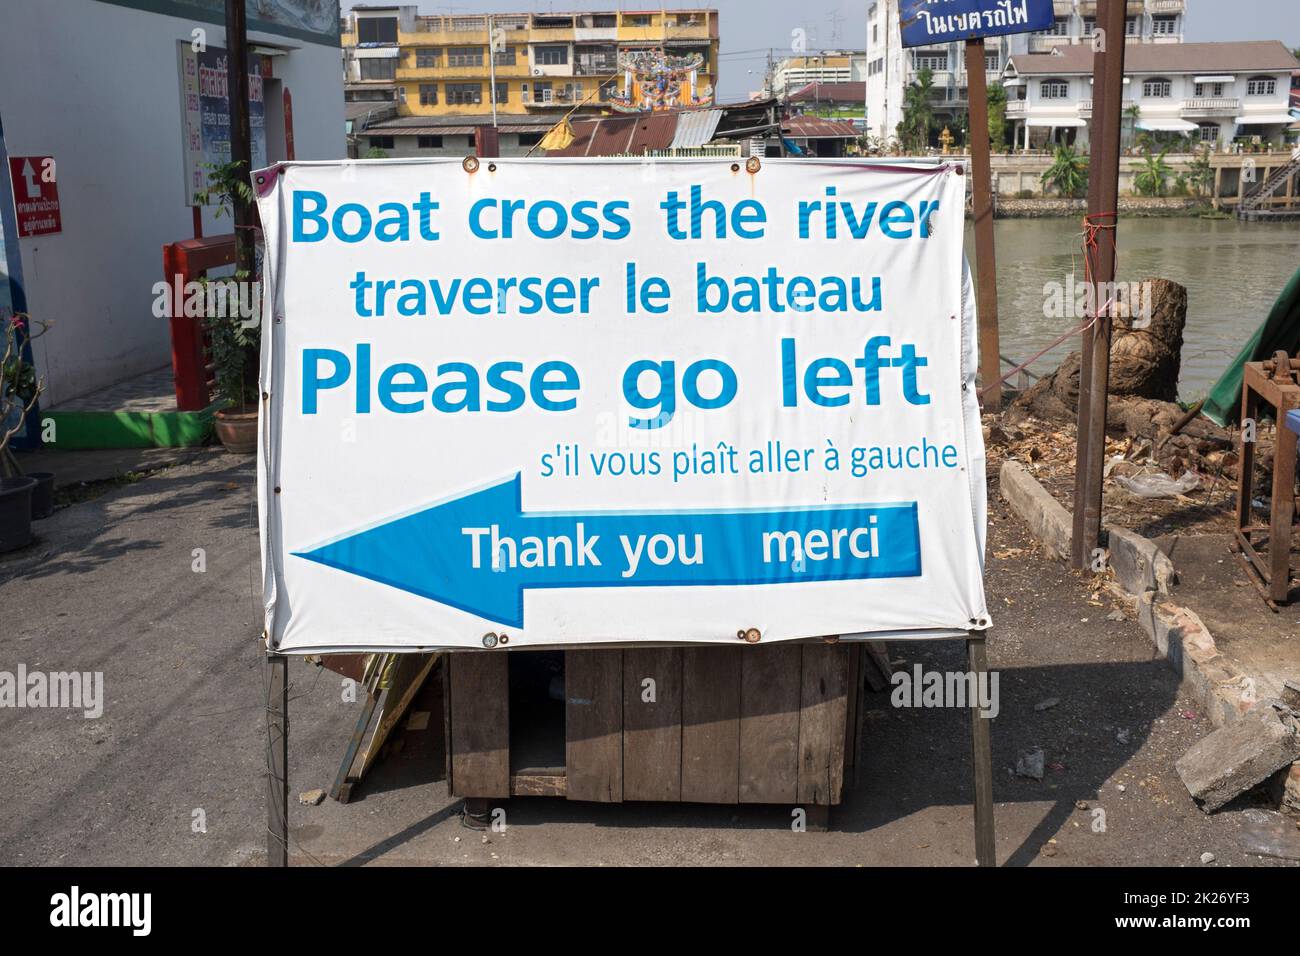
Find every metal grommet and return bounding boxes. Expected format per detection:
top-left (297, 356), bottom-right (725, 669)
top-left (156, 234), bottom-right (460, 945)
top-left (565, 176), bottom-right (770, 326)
top-left (273, 486), bottom-right (281, 494)
top-left (481, 632), bottom-right (498, 648)
top-left (745, 156), bottom-right (761, 174)
top-left (730, 162), bottom-right (740, 172)
top-left (954, 164), bottom-right (965, 176)
top-left (261, 391), bottom-right (269, 401)
top-left (255, 174), bottom-right (266, 186)
top-left (463, 156), bottom-right (480, 173)
top-left (498, 633), bottom-right (510, 645)
top-left (743, 628), bottom-right (761, 644)
top-left (488, 162), bottom-right (497, 172)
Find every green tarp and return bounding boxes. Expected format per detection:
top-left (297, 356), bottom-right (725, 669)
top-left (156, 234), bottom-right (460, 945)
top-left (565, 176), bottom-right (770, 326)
top-left (1201, 265), bottom-right (1300, 427)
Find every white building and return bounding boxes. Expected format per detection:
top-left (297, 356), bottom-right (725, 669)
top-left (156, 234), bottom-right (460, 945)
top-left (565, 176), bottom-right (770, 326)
top-left (865, 0), bottom-right (1188, 146)
top-left (0, 0), bottom-right (344, 407)
top-left (771, 51), bottom-right (866, 98)
top-left (1004, 41), bottom-right (1300, 150)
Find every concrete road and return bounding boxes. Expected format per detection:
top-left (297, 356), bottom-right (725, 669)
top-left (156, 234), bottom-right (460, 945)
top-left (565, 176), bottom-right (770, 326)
top-left (0, 455), bottom-right (1292, 866)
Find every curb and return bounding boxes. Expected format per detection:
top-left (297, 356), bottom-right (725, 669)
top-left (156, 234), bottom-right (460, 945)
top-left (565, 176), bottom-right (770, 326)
top-left (998, 460), bottom-right (1258, 729)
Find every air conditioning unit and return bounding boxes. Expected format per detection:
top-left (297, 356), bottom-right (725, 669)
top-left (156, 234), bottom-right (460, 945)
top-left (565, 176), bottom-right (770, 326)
top-left (534, 68), bottom-right (543, 76)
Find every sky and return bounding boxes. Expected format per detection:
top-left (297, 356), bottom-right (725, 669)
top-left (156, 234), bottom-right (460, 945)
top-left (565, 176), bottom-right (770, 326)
top-left (349, 1), bottom-right (1300, 102)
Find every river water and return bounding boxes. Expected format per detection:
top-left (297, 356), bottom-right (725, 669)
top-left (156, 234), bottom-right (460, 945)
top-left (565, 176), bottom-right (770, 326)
top-left (966, 218), bottom-right (1300, 400)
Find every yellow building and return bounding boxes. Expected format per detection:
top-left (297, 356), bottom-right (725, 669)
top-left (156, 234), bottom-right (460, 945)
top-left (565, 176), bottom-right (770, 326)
top-left (342, 6), bottom-right (719, 121)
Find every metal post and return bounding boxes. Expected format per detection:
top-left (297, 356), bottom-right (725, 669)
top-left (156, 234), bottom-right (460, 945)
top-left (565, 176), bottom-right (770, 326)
top-left (964, 38), bottom-right (1001, 410)
top-left (967, 632), bottom-right (995, 867)
top-left (224, 0), bottom-right (255, 279)
top-left (267, 652), bottom-right (289, 867)
top-left (1071, 0), bottom-right (1127, 568)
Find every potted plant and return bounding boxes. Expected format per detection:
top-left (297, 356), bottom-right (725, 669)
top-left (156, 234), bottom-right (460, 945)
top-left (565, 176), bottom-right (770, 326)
top-left (194, 161), bottom-right (260, 454)
top-left (204, 278), bottom-right (260, 454)
top-left (1, 313), bottom-right (52, 551)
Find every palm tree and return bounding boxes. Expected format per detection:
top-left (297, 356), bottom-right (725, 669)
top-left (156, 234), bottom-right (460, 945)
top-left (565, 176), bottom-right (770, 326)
top-left (899, 67), bottom-right (936, 153)
top-left (1133, 146), bottom-right (1172, 197)
top-left (1040, 144), bottom-right (1089, 198)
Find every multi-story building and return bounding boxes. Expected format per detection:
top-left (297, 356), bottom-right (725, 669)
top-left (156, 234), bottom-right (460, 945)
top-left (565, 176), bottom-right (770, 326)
top-left (341, 6), bottom-right (720, 156)
top-left (1004, 41), bottom-right (1300, 150)
top-left (864, 0), bottom-right (1188, 146)
top-left (771, 51), bottom-right (866, 98)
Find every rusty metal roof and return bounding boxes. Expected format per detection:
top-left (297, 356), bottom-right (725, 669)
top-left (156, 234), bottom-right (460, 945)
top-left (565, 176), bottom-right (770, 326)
top-left (781, 115), bottom-right (859, 139)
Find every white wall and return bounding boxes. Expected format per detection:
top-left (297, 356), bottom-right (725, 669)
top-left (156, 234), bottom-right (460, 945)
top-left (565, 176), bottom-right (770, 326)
top-left (0, 0), bottom-right (344, 406)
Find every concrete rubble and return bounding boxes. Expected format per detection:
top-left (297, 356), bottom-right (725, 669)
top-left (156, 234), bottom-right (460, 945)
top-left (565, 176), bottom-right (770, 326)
top-left (1175, 701), bottom-right (1300, 812)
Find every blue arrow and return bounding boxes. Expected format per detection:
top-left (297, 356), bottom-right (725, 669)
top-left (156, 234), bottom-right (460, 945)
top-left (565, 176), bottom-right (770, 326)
top-left (294, 474), bottom-right (922, 628)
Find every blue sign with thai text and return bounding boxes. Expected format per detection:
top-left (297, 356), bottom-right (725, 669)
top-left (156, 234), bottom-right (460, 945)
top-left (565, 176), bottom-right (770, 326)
top-left (899, 0), bottom-right (1055, 48)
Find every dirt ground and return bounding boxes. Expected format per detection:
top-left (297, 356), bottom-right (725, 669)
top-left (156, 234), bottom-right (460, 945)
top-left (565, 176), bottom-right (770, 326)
top-left (1, 453), bottom-right (1296, 867)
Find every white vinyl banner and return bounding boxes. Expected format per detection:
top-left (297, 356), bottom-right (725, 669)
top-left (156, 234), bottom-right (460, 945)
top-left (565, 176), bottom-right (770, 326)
top-left (255, 158), bottom-right (989, 653)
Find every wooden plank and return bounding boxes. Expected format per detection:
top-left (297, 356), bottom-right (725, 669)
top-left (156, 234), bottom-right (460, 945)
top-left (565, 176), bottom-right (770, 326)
top-left (737, 644), bottom-right (800, 804)
top-left (797, 643), bottom-right (849, 806)
top-left (510, 773), bottom-right (567, 797)
top-left (622, 648), bottom-right (682, 802)
top-left (448, 652), bottom-right (510, 798)
top-left (681, 646), bottom-right (741, 804)
top-left (565, 649), bottom-right (623, 802)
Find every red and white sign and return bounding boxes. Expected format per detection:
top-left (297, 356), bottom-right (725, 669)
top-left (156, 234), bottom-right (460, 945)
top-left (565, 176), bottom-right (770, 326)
top-left (8, 156), bottom-right (62, 237)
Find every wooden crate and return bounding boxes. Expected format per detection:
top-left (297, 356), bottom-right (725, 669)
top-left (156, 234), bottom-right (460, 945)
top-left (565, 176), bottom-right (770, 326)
top-left (444, 643), bottom-right (860, 808)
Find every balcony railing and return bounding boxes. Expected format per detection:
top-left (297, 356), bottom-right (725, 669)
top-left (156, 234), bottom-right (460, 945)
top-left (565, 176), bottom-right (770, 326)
top-left (1181, 97), bottom-right (1240, 116)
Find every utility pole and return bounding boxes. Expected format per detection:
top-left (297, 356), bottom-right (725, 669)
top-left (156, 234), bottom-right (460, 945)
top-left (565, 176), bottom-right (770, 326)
top-left (224, 0), bottom-right (254, 279)
top-left (1070, 0), bottom-right (1128, 569)
top-left (964, 37), bottom-right (1001, 410)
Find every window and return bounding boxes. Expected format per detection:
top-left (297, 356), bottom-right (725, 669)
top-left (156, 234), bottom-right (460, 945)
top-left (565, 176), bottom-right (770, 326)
top-left (1082, 17), bottom-right (1095, 35)
top-left (913, 50), bottom-right (947, 71)
top-left (535, 45), bottom-right (568, 66)
top-left (446, 82), bottom-right (482, 105)
top-left (1152, 15), bottom-right (1178, 35)
top-left (1125, 17), bottom-right (1138, 36)
top-left (1246, 76), bottom-right (1276, 96)
top-left (1040, 78), bottom-right (1068, 99)
top-left (534, 80), bottom-right (553, 102)
top-left (518, 131), bottom-right (543, 147)
top-left (357, 17), bottom-right (397, 44)
top-left (367, 135), bottom-right (394, 149)
top-left (872, 25), bottom-right (878, 44)
top-left (1049, 17), bottom-right (1069, 36)
top-left (494, 82), bottom-right (509, 103)
top-left (415, 48), bottom-right (440, 68)
top-left (419, 83), bottom-right (438, 106)
top-left (1142, 77), bottom-right (1172, 98)
top-left (417, 135), bottom-right (444, 149)
top-left (493, 46), bottom-right (517, 66)
top-left (1194, 82), bottom-right (1225, 98)
top-left (359, 58), bottom-right (396, 81)
top-left (624, 14), bottom-right (652, 27)
top-left (467, 132), bottom-right (476, 149)
top-left (1198, 124), bottom-right (1219, 143)
top-left (447, 47), bottom-right (483, 68)
top-left (985, 53), bottom-right (1000, 72)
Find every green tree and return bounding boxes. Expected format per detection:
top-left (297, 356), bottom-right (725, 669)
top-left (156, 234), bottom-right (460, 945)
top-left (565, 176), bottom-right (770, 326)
top-left (898, 67), bottom-right (936, 153)
top-left (1133, 145), bottom-right (1173, 196)
top-left (1040, 144), bottom-right (1089, 198)
top-left (985, 83), bottom-right (1008, 150)
top-left (1187, 145), bottom-right (1215, 199)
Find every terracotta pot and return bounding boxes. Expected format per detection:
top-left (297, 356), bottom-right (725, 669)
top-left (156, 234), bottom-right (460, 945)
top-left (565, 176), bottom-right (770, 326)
top-left (214, 405), bottom-right (259, 455)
